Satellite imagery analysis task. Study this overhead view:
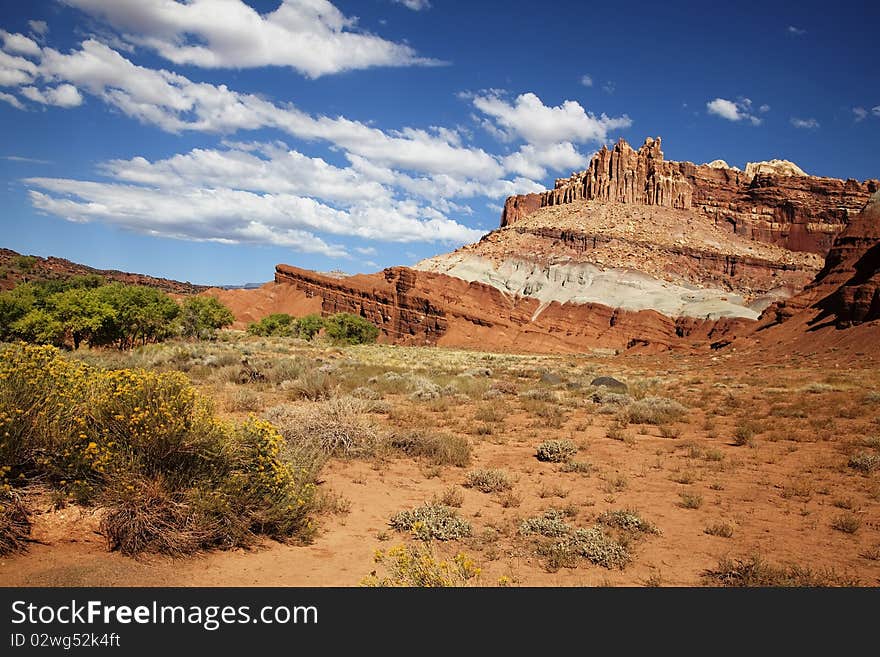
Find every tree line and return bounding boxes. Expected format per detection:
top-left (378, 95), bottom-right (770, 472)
top-left (0, 276), bottom-right (234, 349)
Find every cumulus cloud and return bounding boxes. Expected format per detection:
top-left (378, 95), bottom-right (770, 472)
top-left (790, 117), bottom-right (819, 129)
top-left (706, 97), bottom-right (763, 125)
top-left (787, 25), bottom-right (806, 36)
top-left (473, 91), bottom-right (631, 146)
top-left (580, 74), bottom-right (593, 87)
top-left (61, 0), bottom-right (441, 77)
top-left (874, 106), bottom-right (880, 117)
top-left (0, 90), bottom-right (24, 109)
top-left (853, 107), bottom-right (868, 121)
top-left (392, 0), bottom-right (432, 9)
top-left (0, 29), bottom-right (41, 56)
top-left (26, 173), bottom-right (485, 256)
top-left (0, 49), bottom-right (38, 86)
top-left (503, 142), bottom-right (587, 180)
top-left (20, 83), bottom-right (83, 107)
top-left (28, 20), bottom-right (48, 36)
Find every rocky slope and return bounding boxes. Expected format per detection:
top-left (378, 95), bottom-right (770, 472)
top-left (0, 248), bottom-right (208, 294)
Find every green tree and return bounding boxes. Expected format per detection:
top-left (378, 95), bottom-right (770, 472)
top-left (178, 296), bottom-right (235, 340)
top-left (0, 284), bottom-right (38, 340)
top-left (247, 313), bottom-right (295, 337)
top-left (48, 288), bottom-right (116, 349)
top-left (10, 309), bottom-right (64, 346)
top-left (323, 312), bottom-right (379, 345)
top-left (93, 284), bottom-right (180, 348)
top-left (293, 314), bottom-right (325, 340)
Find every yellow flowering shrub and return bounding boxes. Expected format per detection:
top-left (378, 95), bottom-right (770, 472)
top-left (360, 543), bottom-right (481, 587)
top-left (0, 343), bottom-right (320, 555)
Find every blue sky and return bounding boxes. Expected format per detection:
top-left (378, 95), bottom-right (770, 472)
top-left (0, 0), bottom-right (877, 286)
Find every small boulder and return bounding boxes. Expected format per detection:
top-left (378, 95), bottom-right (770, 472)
top-left (590, 376), bottom-right (628, 393)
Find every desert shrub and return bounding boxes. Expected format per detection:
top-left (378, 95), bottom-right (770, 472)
top-left (536, 439), bottom-right (577, 463)
top-left (589, 389), bottom-right (631, 405)
top-left (436, 487), bottom-right (464, 508)
top-left (264, 396), bottom-right (378, 457)
top-left (389, 503), bottom-right (471, 541)
top-left (387, 431), bottom-right (471, 467)
top-left (733, 421), bottom-right (760, 446)
top-left (625, 396), bottom-right (687, 424)
top-left (324, 312), bottom-right (379, 345)
top-left (409, 376), bottom-right (442, 401)
top-left (545, 527), bottom-right (630, 570)
top-left (704, 523), bottom-right (735, 538)
top-left (0, 344), bottom-right (320, 555)
top-left (464, 468), bottom-right (513, 493)
top-left (361, 543), bottom-right (480, 587)
top-left (679, 492), bottom-right (703, 509)
top-left (560, 460), bottom-right (593, 474)
top-left (848, 452), bottom-right (880, 473)
top-left (702, 555), bottom-right (859, 587)
top-left (519, 510), bottom-right (572, 538)
top-left (226, 389), bottom-right (263, 412)
top-left (0, 489), bottom-right (31, 555)
top-left (597, 509), bottom-right (660, 535)
top-left (831, 513), bottom-right (861, 534)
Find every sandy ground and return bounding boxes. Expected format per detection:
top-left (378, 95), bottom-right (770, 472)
top-left (2, 342), bottom-right (879, 587)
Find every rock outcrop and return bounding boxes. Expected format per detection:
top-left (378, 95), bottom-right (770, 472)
top-left (261, 263), bottom-right (746, 353)
top-left (766, 190), bottom-right (880, 327)
top-left (501, 137), bottom-right (877, 254)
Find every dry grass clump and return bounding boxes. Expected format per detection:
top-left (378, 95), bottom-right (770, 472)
top-left (625, 396), bottom-right (687, 424)
top-left (535, 439), bottom-right (577, 463)
top-left (0, 489), bottom-right (31, 555)
top-left (702, 555), bottom-right (859, 587)
top-left (285, 370), bottom-right (336, 401)
top-left (389, 503), bottom-right (471, 541)
top-left (464, 468), bottom-right (513, 493)
top-left (830, 512), bottom-right (862, 534)
top-left (387, 430), bottom-right (471, 467)
top-left (704, 522), bottom-right (734, 538)
top-left (264, 396), bottom-right (378, 457)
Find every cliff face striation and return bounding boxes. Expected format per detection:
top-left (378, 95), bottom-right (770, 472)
top-left (501, 137), bottom-right (877, 254)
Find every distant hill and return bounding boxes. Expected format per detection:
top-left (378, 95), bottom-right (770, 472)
top-left (0, 248), bottom-right (211, 295)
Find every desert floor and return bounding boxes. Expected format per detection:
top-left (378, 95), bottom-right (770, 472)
top-left (2, 335), bottom-right (879, 586)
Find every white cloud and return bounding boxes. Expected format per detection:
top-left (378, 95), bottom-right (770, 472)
top-left (355, 246), bottom-right (377, 256)
top-left (1, 155), bottom-right (51, 163)
top-left (706, 97), bottom-right (763, 125)
top-left (602, 81), bottom-right (615, 94)
top-left (790, 117), bottom-right (819, 129)
top-left (580, 74), bottom-right (593, 87)
top-left (853, 106), bottom-right (868, 121)
top-left (0, 48), bottom-right (38, 86)
top-left (392, 0), bottom-right (432, 9)
top-left (28, 20), bottom-right (48, 36)
top-left (787, 25), bottom-right (806, 36)
top-left (62, 0), bottom-right (441, 78)
top-left (874, 106), bottom-right (880, 117)
top-left (0, 29), bottom-right (41, 56)
top-left (759, 104), bottom-right (770, 113)
top-left (472, 91), bottom-right (631, 146)
top-left (503, 142), bottom-right (587, 180)
top-left (0, 90), bottom-right (24, 110)
top-left (20, 83), bottom-right (83, 107)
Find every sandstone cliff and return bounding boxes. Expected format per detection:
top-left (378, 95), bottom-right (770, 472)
top-left (501, 137), bottom-right (877, 254)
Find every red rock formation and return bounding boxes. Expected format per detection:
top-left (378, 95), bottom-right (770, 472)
top-left (265, 263), bottom-right (746, 353)
top-left (502, 137), bottom-right (877, 254)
